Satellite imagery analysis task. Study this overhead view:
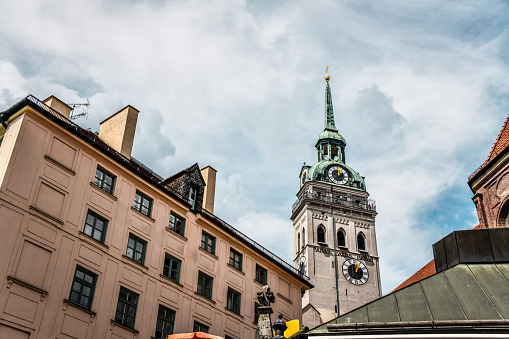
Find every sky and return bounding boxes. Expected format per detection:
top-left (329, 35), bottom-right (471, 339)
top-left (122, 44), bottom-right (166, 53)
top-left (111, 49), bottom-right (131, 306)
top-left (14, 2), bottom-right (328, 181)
top-left (1, 0), bottom-right (509, 294)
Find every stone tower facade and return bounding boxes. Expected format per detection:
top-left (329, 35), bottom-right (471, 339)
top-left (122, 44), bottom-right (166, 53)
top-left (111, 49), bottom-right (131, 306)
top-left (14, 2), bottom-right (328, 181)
top-left (291, 75), bottom-right (382, 328)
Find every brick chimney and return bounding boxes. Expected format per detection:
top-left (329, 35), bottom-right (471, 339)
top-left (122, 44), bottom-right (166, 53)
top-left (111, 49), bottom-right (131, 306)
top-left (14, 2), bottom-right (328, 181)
top-left (98, 105), bottom-right (139, 159)
top-left (200, 166), bottom-right (217, 213)
top-left (43, 96), bottom-right (72, 119)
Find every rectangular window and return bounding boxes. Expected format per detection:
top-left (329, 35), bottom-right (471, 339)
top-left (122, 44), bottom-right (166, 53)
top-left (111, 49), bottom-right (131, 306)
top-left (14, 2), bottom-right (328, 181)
top-left (126, 233), bottom-right (147, 265)
top-left (229, 248), bottom-right (243, 272)
top-left (163, 254), bottom-right (181, 283)
top-left (133, 190), bottom-right (153, 217)
top-left (189, 186), bottom-right (197, 210)
top-left (83, 210), bottom-right (108, 243)
top-left (69, 266), bottom-right (97, 310)
top-left (155, 304), bottom-right (175, 339)
top-left (193, 321), bottom-right (209, 333)
top-left (197, 271), bottom-right (213, 300)
top-left (255, 264), bottom-right (267, 285)
top-left (115, 287), bottom-right (139, 329)
top-left (254, 302), bottom-right (261, 323)
top-left (94, 167), bottom-right (115, 194)
top-left (168, 212), bottom-right (186, 236)
top-left (200, 231), bottom-right (216, 255)
top-left (227, 287), bottom-right (241, 314)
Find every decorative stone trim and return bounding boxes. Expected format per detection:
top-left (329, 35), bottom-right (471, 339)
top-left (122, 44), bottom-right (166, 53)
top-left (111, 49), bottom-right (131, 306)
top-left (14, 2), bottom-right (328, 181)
top-left (312, 213), bottom-right (328, 221)
top-left (277, 293), bottom-right (293, 305)
top-left (121, 255), bottom-right (149, 271)
top-left (227, 264), bottom-right (245, 276)
top-left (130, 206), bottom-right (155, 223)
top-left (165, 228), bottom-right (188, 242)
top-left (194, 292), bottom-right (216, 304)
top-left (44, 155), bottom-right (76, 175)
top-left (90, 182), bottom-right (118, 201)
top-left (159, 274), bottom-right (184, 288)
top-left (354, 221), bottom-right (370, 229)
top-left (78, 232), bottom-right (109, 251)
top-left (198, 246), bottom-right (218, 259)
top-left (7, 276), bottom-right (48, 301)
top-left (29, 206), bottom-right (64, 226)
top-left (224, 307), bottom-right (244, 319)
top-left (110, 320), bottom-right (139, 336)
top-left (335, 217), bottom-right (350, 225)
top-left (63, 299), bottom-right (96, 322)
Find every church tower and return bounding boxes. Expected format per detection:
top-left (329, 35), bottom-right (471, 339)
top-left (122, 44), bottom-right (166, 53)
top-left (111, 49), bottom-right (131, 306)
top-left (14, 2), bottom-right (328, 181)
top-left (292, 71), bottom-right (381, 327)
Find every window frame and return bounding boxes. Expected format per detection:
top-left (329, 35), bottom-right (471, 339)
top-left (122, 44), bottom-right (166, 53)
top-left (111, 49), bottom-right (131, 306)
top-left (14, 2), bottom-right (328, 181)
top-left (337, 229), bottom-right (346, 248)
top-left (168, 212), bottom-right (186, 237)
top-left (357, 232), bottom-right (366, 252)
top-left (115, 286), bottom-right (139, 329)
top-left (69, 266), bottom-right (97, 310)
top-left (133, 190), bottom-right (153, 217)
top-left (255, 264), bottom-right (267, 285)
top-left (227, 287), bottom-right (241, 315)
top-left (197, 271), bottom-right (213, 300)
top-left (317, 225), bottom-right (326, 243)
top-left (94, 166), bottom-right (116, 195)
top-left (229, 248), bottom-right (243, 272)
top-left (126, 233), bottom-right (147, 265)
top-left (188, 185), bottom-right (197, 210)
top-left (193, 321), bottom-right (209, 333)
top-left (200, 231), bottom-right (216, 255)
top-left (154, 304), bottom-right (175, 339)
top-left (83, 210), bottom-right (108, 243)
top-left (163, 253), bottom-right (182, 284)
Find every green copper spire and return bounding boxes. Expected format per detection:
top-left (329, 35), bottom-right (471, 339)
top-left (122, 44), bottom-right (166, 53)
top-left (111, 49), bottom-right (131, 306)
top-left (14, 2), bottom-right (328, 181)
top-left (324, 79), bottom-right (338, 132)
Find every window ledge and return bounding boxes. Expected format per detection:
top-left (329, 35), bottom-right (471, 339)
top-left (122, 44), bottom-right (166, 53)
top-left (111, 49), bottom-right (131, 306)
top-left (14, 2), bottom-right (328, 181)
top-left (338, 246), bottom-right (348, 250)
top-left (277, 293), bottom-right (293, 305)
top-left (79, 232), bottom-right (109, 251)
top-left (165, 228), bottom-right (188, 242)
top-left (29, 206), bottom-right (64, 226)
top-left (159, 274), bottom-right (184, 288)
top-left (110, 320), bottom-right (139, 335)
top-left (317, 242), bottom-right (327, 246)
top-left (224, 307), bottom-right (244, 320)
top-left (44, 155), bottom-right (75, 175)
top-left (7, 276), bottom-right (48, 302)
top-left (130, 206), bottom-right (155, 222)
top-left (198, 246), bottom-right (218, 259)
top-left (227, 264), bottom-right (245, 275)
top-left (121, 255), bottom-right (149, 271)
top-left (90, 182), bottom-right (117, 201)
top-left (194, 292), bottom-right (216, 304)
top-left (63, 299), bottom-right (97, 318)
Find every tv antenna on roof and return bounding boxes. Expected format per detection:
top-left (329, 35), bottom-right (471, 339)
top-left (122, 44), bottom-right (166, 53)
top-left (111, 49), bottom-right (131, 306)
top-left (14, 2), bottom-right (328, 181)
top-left (69, 99), bottom-right (90, 120)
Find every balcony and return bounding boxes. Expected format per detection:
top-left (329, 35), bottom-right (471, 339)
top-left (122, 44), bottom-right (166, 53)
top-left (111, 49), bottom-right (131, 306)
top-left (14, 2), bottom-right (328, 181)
top-left (292, 191), bottom-right (376, 215)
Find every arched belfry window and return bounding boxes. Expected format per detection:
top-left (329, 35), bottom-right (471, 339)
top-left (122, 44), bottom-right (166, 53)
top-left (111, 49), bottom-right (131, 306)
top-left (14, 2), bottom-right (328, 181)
top-left (317, 226), bottom-right (326, 243)
top-left (298, 233), bottom-right (301, 251)
top-left (302, 228), bottom-right (305, 245)
top-left (357, 233), bottom-right (366, 252)
top-left (337, 229), bottom-right (346, 248)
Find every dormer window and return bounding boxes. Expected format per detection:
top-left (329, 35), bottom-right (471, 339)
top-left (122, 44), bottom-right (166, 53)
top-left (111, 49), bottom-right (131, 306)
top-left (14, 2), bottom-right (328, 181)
top-left (189, 186), bottom-right (197, 210)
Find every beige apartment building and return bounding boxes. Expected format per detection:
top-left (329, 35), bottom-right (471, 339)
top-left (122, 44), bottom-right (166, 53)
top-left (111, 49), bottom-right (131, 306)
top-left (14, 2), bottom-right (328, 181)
top-left (0, 95), bottom-right (312, 339)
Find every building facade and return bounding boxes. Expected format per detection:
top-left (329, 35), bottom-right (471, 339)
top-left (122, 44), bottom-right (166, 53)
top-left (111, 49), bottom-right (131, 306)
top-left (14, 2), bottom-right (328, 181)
top-left (0, 95), bottom-right (312, 339)
top-left (291, 75), bottom-right (381, 328)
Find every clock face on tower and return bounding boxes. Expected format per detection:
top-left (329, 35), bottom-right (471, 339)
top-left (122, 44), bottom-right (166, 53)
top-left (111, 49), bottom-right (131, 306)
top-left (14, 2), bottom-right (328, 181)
top-left (342, 258), bottom-right (369, 285)
top-left (328, 165), bottom-right (349, 185)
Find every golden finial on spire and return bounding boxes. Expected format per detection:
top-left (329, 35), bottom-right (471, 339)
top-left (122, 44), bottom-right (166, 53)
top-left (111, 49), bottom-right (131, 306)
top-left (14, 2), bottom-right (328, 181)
top-left (325, 65), bottom-right (330, 82)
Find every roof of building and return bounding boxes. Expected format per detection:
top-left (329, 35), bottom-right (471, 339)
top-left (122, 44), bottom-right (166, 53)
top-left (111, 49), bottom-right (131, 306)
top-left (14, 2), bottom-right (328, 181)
top-left (0, 94), bottom-right (313, 289)
top-left (469, 114), bottom-right (509, 182)
top-left (305, 262), bottom-right (509, 336)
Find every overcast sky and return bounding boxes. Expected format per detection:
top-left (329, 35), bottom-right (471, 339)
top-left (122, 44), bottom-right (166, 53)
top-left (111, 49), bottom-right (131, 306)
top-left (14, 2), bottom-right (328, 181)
top-left (1, 0), bottom-right (509, 294)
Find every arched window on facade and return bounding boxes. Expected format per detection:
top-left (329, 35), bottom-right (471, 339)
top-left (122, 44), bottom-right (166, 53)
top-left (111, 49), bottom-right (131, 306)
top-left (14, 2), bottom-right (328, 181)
top-left (302, 227), bottom-right (305, 246)
top-left (317, 226), bottom-right (326, 243)
top-left (337, 229), bottom-right (346, 247)
top-left (357, 233), bottom-right (366, 251)
top-left (298, 233), bottom-right (301, 252)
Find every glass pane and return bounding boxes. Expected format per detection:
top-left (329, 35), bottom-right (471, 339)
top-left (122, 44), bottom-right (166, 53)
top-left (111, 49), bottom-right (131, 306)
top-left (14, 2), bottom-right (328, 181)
top-left (93, 230), bottom-right (102, 241)
top-left (76, 270), bottom-right (84, 280)
top-left (136, 242), bottom-right (144, 252)
top-left (126, 248), bottom-right (134, 258)
top-left (84, 225), bottom-right (93, 236)
top-left (70, 291), bottom-right (80, 302)
top-left (84, 274), bottom-right (93, 284)
top-left (86, 214), bottom-right (95, 226)
top-left (96, 220), bottom-right (103, 231)
top-left (128, 237), bottom-right (135, 248)
top-left (83, 286), bottom-right (91, 296)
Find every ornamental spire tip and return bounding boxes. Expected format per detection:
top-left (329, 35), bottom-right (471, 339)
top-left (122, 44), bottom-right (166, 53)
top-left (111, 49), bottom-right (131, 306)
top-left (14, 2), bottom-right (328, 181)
top-left (325, 65), bottom-right (330, 82)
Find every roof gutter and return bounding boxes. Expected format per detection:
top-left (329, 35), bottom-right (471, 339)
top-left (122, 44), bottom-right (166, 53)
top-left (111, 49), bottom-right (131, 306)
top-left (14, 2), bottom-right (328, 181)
top-left (327, 319), bottom-right (509, 330)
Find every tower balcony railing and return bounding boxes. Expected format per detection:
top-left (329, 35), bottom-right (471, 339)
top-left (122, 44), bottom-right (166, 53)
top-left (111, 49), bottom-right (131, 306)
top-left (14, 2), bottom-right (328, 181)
top-left (292, 191), bottom-right (376, 215)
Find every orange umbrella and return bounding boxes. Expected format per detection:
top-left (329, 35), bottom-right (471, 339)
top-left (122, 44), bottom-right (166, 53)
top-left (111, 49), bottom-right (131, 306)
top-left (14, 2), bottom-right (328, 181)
top-left (166, 332), bottom-right (224, 339)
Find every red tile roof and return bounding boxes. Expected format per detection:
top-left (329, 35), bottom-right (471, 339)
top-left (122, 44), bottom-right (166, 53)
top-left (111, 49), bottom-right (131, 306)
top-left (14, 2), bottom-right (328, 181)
top-left (470, 114), bottom-right (509, 180)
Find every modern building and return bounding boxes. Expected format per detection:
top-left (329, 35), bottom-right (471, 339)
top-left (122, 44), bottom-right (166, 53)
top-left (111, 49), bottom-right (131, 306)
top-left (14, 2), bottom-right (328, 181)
top-left (0, 95), bottom-right (312, 339)
top-left (291, 74), bottom-right (381, 328)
